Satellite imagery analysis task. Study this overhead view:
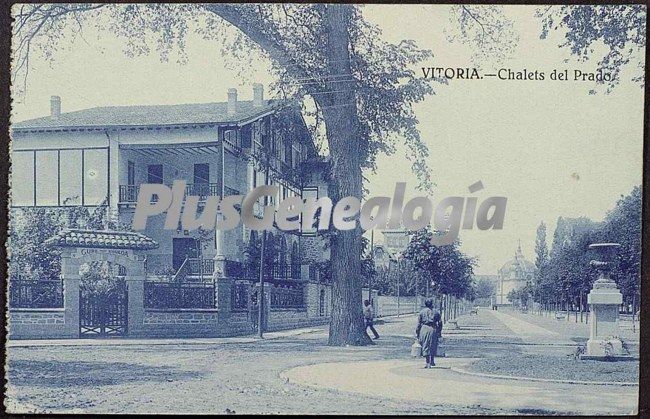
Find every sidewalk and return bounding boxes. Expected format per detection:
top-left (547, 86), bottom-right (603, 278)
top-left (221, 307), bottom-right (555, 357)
top-left (6, 326), bottom-right (327, 348)
top-left (487, 309), bottom-right (571, 347)
top-left (280, 310), bottom-right (638, 415)
top-left (493, 308), bottom-right (639, 344)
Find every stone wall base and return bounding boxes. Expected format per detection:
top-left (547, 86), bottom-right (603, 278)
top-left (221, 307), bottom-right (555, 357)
top-left (8, 309), bottom-right (77, 339)
top-left (585, 338), bottom-right (624, 357)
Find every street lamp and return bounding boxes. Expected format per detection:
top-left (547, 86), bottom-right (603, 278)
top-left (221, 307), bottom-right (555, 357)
top-left (396, 253), bottom-right (403, 317)
top-left (368, 223), bottom-right (374, 308)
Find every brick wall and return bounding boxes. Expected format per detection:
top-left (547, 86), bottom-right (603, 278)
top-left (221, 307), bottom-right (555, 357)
top-left (135, 309), bottom-right (254, 338)
top-left (8, 309), bottom-right (69, 339)
top-left (144, 310), bottom-right (219, 325)
top-left (267, 308), bottom-right (329, 332)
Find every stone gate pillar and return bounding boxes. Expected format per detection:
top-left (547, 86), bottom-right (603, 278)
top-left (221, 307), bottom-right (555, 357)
top-left (60, 249), bottom-right (81, 338)
top-left (125, 254), bottom-right (147, 336)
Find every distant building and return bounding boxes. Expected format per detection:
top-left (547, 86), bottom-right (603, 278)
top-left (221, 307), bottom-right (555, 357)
top-left (371, 244), bottom-right (391, 268)
top-left (382, 229), bottom-right (411, 254)
top-left (371, 228), bottom-right (412, 268)
top-left (495, 242), bottom-right (536, 306)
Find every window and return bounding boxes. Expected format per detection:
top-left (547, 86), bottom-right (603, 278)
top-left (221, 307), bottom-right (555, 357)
top-left (253, 121), bottom-right (262, 145)
top-left (83, 148), bottom-right (108, 205)
top-left (284, 141), bottom-right (293, 166)
top-left (127, 161), bottom-right (135, 185)
top-left (147, 164), bottom-right (163, 184)
top-left (193, 163), bottom-right (209, 184)
top-left (240, 125), bottom-right (252, 148)
top-left (301, 187), bottom-right (319, 234)
top-left (292, 145), bottom-right (300, 168)
top-left (11, 148), bottom-right (108, 207)
top-left (35, 150), bottom-right (59, 206)
top-left (60, 149), bottom-right (82, 205)
top-left (256, 170), bottom-right (265, 188)
top-left (11, 151), bottom-right (34, 206)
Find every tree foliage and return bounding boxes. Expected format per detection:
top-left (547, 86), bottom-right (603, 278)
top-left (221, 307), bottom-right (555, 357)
top-left (9, 202), bottom-right (113, 281)
top-left (401, 228), bottom-right (476, 299)
top-left (532, 186), bottom-right (642, 310)
top-left (537, 5), bottom-right (646, 92)
top-left (474, 277), bottom-right (496, 300)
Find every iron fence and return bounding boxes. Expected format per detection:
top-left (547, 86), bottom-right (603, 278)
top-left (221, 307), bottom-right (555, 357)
top-left (270, 284), bottom-right (305, 309)
top-left (144, 281), bottom-right (215, 309)
top-left (9, 279), bottom-right (64, 308)
top-left (231, 282), bottom-right (249, 311)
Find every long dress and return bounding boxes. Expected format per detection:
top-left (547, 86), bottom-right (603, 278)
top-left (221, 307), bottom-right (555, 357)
top-left (417, 308), bottom-right (442, 357)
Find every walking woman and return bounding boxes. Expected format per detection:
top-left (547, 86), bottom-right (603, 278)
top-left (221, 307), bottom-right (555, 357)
top-left (416, 298), bottom-right (443, 368)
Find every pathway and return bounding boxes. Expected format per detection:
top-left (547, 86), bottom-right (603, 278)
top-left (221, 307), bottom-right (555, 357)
top-left (282, 357), bottom-right (637, 415)
top-left (281, 310), bottom-right (638, 415)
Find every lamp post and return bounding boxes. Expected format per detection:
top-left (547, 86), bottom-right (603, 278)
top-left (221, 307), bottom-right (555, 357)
top-left (257, 143), bottom-right (271, 339)
top-left (396, 254), bottom-right (402, 317)
top-left (368, 226), bottom-right (374, 308)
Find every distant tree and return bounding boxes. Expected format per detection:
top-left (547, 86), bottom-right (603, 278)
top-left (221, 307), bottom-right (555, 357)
top-left (402, 228), bottom-right (476, 301)
top-left (507, 284), bottom-right (531, 308)
top-left (474, 277), bottom-right (496, 300)
top-left (532, 221), bottom-right (549, 304)
top-left (534, 222), bottom-right (549, 270)
top-left (600, 186), bottom-right (642, 311)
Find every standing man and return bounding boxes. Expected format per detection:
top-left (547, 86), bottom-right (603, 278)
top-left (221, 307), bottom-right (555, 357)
top-left (363, 300), bottom-right (380, 339)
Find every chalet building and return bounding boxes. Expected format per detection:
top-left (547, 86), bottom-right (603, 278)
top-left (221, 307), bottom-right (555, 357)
top-left (9, 85), bottom-right (333, 338)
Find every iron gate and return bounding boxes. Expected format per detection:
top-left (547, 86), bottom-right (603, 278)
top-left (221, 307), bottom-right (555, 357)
top-left (79, 281), bottom-right (128, 337)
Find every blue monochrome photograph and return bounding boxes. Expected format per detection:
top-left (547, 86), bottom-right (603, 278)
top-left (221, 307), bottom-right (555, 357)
top-left (4, 3), bottom-right (645, 415)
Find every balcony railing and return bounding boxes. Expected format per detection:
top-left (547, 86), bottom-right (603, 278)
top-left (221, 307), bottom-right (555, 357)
top-left (187, 183), bottom-right (220, 197)
top-left (187, 258), bottom-right (215, 277)
top-left (223, 260), bottom-right (301, 281)
top-left (119, 183), bottom-right (227, 204)
top-left (272, 264), bottom-right (301, 280)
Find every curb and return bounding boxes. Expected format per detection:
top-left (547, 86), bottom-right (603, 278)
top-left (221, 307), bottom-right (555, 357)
top-left (449, 366), bottom-right (639, 387)
top-left (6, 327), bottom-right (325, 348)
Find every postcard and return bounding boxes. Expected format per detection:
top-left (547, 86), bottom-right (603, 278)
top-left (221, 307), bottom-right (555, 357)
top-left (5, 3), bottom-right (644, 415)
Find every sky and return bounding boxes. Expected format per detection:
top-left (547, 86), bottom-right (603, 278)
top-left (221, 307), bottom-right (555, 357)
top-left (11, 5), bottom-right (645, 275)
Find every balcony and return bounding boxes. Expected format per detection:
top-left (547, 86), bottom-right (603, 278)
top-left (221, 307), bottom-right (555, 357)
top-left (119, 183), bottom-right (240, 204)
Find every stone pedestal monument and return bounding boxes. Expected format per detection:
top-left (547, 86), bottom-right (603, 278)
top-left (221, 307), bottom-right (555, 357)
top-left (582, 243), bottom-right (625, 359)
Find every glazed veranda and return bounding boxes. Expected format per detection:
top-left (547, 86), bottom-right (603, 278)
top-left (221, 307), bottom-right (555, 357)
top-left (132, 180), bottom-right (507, 246)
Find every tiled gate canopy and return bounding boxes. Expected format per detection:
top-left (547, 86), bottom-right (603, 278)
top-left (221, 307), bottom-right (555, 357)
top-left (45, 229), bottom-right (158, 250)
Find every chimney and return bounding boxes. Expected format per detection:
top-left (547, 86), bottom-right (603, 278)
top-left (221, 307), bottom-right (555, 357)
top-left (227, 88), bottom-right (237, 116)
top-left (50, 95), bottom-right (61, 119)
top-left (253, 83), bottom-right (264, 107)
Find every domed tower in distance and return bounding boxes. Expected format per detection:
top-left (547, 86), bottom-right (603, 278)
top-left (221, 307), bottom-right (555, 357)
top-left (495, 241), bottom-right (536, 306)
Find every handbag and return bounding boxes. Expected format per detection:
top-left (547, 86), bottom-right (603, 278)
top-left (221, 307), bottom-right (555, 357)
top-left (411, 339), bottom-right (422, 357)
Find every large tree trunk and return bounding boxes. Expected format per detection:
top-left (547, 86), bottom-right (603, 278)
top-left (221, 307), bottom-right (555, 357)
top-left (320, 5), bottom-right (371, 346)
top-left (211, 4), bottom-right (370, 345)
